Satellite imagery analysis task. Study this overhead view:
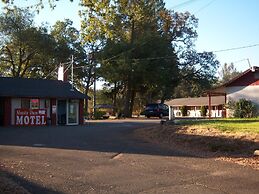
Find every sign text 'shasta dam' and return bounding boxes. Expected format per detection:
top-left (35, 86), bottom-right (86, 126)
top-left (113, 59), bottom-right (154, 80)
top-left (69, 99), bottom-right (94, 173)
top-left (15, 109), bottom-right (47, 126)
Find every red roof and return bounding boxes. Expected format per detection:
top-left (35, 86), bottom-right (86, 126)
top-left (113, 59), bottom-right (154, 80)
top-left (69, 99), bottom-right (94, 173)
top-left (223, 66), bottom-right (259, 87)
top-left (208, 66), bottom-right (259, 94)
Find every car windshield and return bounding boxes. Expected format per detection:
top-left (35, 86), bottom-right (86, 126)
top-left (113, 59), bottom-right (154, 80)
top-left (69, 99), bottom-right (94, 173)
top-left (145, 104), bottom-right (158, 110)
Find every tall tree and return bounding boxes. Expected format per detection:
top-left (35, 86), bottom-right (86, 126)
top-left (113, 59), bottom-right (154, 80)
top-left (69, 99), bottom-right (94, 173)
top-left (218, 63), bottom-right (240, 84)
top-left (173, 50), bottom-right (219, 98)
top-left (0, 7), bottom-right (56, 78)
top-left (80, 0), bottom-right (181, 117)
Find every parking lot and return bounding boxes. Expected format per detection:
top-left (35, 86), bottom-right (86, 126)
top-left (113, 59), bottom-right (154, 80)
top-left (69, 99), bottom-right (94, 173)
top-left (0, 119), bottom-right (258, 193)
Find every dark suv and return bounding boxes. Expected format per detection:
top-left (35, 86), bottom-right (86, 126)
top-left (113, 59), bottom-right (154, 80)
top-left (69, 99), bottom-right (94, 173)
top-left (143, 103), bottom-right (169, 118)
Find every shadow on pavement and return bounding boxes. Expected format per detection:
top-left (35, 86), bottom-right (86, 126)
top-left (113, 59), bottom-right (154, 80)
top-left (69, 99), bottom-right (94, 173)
top-left (0, 121), bottom-right (194, 157)
top-left (0, 121), bottom-right (257, 158)
top-left (0, 168), bottom-right (62, 194)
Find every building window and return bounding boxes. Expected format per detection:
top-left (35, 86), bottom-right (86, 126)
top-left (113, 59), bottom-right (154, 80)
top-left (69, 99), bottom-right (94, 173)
top-left (21, 98), bottom-right (40, 109)
top-left (67, 100), bottom-right (79, 124)
top-left (31, 99), bottom-right (40, 109)
top-left (21, 99), bottom-right (30, 109)
top-left (45, 99), bottom-right (50, 108)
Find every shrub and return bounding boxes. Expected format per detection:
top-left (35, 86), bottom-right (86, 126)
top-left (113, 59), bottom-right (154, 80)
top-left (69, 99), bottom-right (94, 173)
top-left (229, 99), bottom-right (256, 118)
top-left (180, 105), bottom-right (188, 116)
top-left (200, 106), bottom-right (207, 117)
top-left (93, 111), bottom-right (106, 119)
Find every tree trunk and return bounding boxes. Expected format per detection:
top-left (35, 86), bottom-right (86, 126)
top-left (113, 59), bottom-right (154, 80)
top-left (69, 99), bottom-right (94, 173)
top-left (84, 75), bottom-right (91, 115)
top-left (84, 64), bottom-right (94, 116)
top-left (123, 79), bottom-right (132, 117)
top-left (84, 87), bottom-right (89, 115)
top-left (129, 89), bottom-right (136, 116)
top-left (123, 17), bottom-right (135, 118)
top-left (113, 82), bottom-right (117, 115)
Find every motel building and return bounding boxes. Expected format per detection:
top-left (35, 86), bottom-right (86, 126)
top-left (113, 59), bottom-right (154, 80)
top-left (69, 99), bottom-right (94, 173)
top-left (165, 66), bottom-right (259, 118)
top-left (0, 77), bottom-right (88, 127)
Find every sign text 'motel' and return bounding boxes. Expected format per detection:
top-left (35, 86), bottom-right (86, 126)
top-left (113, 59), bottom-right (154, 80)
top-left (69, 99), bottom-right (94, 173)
top-left (15, 109), bottom-right (47, 126)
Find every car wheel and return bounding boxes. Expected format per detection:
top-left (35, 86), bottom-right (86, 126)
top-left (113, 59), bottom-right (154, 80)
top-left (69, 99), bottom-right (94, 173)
top-left (146, 115), bottom-right (151, 118)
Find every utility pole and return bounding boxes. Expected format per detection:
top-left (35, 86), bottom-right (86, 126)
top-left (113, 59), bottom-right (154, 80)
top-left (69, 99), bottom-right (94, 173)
top-left (93, 65), bottom-right (96, 116)
top-left (247, 58), bottom-right (251, 68)
top-left (71, 55), bottom-right (74, 91)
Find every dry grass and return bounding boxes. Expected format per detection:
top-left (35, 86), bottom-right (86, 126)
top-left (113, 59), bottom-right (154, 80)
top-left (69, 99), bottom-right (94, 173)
top-left (134, 123), bottom-right (259, 170)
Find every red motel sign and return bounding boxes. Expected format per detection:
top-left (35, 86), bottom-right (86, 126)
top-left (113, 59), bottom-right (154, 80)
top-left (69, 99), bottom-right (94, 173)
top-left (15, 109), bottom-right (47, 126)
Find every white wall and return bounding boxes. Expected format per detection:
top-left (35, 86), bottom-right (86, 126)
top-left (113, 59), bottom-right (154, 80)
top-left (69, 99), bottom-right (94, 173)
top-left (226, 85), bottom-right (259, 116)
top-left (211, 109), bottom-right (223, 118)
top-left (11, 98), bottom-right (21, 125)
top-left (227, 86), bottom-right (259, 106)
top-left (173, 106), bottom-right (222, 118)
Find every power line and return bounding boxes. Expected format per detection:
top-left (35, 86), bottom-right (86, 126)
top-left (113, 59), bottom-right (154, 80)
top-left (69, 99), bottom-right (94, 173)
top-left (101, 40), bottom-right (151, 63)
top-left (219, 58), bottom-right (247, 67)
top-left (194, 0), bottom-right (216, 14)
top-left (232, 58), bottom-right (248, 64)
top-left (101, 43), bottom-right (259, 63)
top-left (212, 43), bottom-right (259, 53)
top-left (170, 0), bottom-right (201, 9)
top-left (101, 55), bottom-right (177, 63)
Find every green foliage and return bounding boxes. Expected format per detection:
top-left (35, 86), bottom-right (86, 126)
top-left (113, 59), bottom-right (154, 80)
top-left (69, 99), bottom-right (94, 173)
top-left (230, 99), bottom-right (257, 118)
top-left (93, 111), bottom-right (106, 120)
top-left (95, 88), bottom-right (113, 105)
top-left (80, 1), bottom-right (189, 116)
top-left (0, 7), bottom-right (56, 77)
top-left (0, 8), bottom-right (94, 94)
top-left (2, 1), bottom-right (221, 117)
top-left (178, 118), bottom-right (259, 134)
top-left (200, 106), bottom-right (207, 117)
top-left (174, 51), bottom-right (219, 98)
top-left (218, 63), bottom-right (240, 84)
top-left (180, 105), bottom-right (188, 116)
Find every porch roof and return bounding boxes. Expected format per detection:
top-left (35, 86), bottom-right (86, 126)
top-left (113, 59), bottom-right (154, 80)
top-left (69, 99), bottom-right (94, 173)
top-left (0, 77), bottom-right (88, 99)
top-left (165, 96), bottom-right (225, 107)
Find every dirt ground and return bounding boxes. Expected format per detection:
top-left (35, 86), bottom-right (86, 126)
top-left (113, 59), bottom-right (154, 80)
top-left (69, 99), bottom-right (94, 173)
top-left (134, 123), bottom-right (259, 170)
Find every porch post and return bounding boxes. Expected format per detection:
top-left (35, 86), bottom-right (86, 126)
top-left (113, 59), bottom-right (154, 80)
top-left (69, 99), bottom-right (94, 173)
top-left (4, 98), bottom-right (11, 126)
top-left (50, 99), bottom-right (57, 125)
top-left (208, 93), bottom-right (211, 119)
top-left (79, 100), bottom-right (84, 125)
top-left (224, 93), bottom-right (227, 118)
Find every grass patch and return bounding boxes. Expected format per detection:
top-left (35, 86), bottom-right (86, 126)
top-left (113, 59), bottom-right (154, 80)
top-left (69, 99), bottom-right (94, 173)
top-left (178, 118), bottom-right (259, 134)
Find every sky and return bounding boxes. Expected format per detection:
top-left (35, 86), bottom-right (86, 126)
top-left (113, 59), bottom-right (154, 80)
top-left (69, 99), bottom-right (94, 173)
top-left (166, 0), bottom-right (259, 72)
top-left (1, 0), bottom-right (259, 73)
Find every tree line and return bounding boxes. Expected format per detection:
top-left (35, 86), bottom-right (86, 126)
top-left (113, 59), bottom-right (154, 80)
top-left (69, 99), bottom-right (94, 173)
top-left (1, 0), bottom-right (234, 117)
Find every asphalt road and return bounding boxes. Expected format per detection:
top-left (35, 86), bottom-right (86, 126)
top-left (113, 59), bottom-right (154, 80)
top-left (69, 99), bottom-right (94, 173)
top-left (0, 119), bottom-right (258, 194)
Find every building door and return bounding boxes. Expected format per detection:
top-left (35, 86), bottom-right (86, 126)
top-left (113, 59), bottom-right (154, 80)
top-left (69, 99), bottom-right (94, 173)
top-left (57, 100), bottom-right (66, 125)
top-left (0, 98), bottom-right (4, 126)
top-left (67, 100), bottom-right (79, 125)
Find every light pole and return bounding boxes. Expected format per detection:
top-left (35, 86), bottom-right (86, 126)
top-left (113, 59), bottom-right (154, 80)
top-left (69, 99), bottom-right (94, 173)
top-left (93, 64), bottom-right (96, 117)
